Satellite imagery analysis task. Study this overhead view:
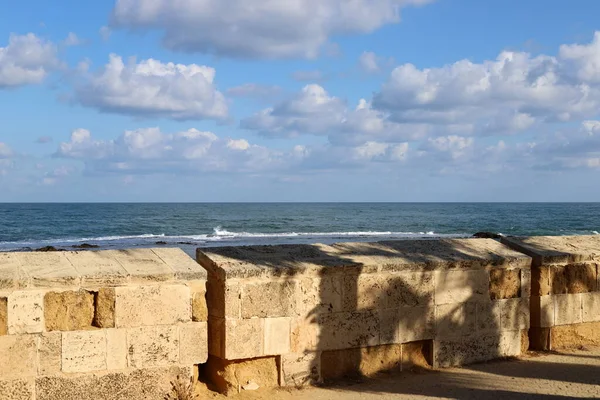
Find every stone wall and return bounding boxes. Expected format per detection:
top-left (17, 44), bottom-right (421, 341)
top-left (501, 236), bottom-right (600, 350)
top-left (197, 239), bottom-right (531, 393)
top-left (0, 248), bottom-right (207, 400)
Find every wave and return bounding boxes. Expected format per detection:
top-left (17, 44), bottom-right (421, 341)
top-left (0, 227), bottom-right (460, 250)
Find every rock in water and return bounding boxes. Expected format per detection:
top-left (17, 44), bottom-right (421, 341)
top-left (472, 232), bottom-right (502, 239)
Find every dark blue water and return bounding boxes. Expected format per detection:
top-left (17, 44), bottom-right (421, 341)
top-left (0, 203), bottom-right (599, 254)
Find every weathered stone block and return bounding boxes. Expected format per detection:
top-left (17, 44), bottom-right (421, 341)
top-left (38, 332), bottom-right (62, 375)
top-left (281, 352), bottom-right (320, 387)
top-left (533, 266), bottom-right (552, 296)
top-left (127, 326), bottom-right (179, 368)
top-left (264, 317), bottom-right (291, 355)
top-left (206, 278), bottom-right (240, 319)
top-left (204, 356), bottom-right (279, 395)
top-left (290, 317), bottom-right (320, 353)
top-left (104, 249), bottom-right (174, 282)
top-left (0, 335), bottom-right (37, 378)
top-left (380, 306), bottom-right (435, 344)
top-left (297, 276), bottom-right (343, 316)
top-left (151, 248), bottom-right (206, 280)
top-left (95, 288), bottom-right (115, 328)
top-left (476, 301), bottom-right (502, 333)
top-left (16, 253), bottom-right (79, 287)
top-left (318, 311), bottom-right (379, 350)
top-left (384, 272), bottom-right (434, 308)
top-left (402, 340), bottom-right (433, 370)
top-left (342, 273), bottom-right (385, 311)
top-left (554, 293), bottom-right (582, 326)
top-left (434, 334), bottom-right (501, 368)
top-left (489, 269), bottom-right (520, 300)
top-left (582, 292), bottom-right (600, 322)
top-left (0, 296), bottom-right (7, 335)
top-left (106, 329), bottom-right (127, 370)
top-left (64, 251), bottom-right (128, 286)
top-left (499, 330), bottom-right (523, 357)
top-left (566, 264), bottom-right (597, 293)
top-left (223, 318), bottom-right (263, 360)
top-left (8, 290), bottom-right (45, 334)
top-left (550, 321), bottom-right (600, 349)
top-left (521, 269), bottom-right (531, 298)
top-left (530, 295), bottom-right (554, 328)
top-left (44, 290), bottom-right (95, 331)
top-left (192, 289), bottom-right (208, 322)
top-left (62, 330), bottom-right (107, 373)
top-left (179, 322), bottom-right (208, 365)
top-left (0, 378), bottom-right (34, 400)
top-left (114, 285), bottom-right (190, 328)
top-left (0, 252), bottom-right (27, 290)
top-left (500, 298), bottom-right (529, 331)
top-left (35, 367), bottom-right (190, 400)
top-left (529, 327), bottom-right (551, 351)
top-left (241, 280), bottom-right (296, 318)
top-left (550, 266), bottom-right (569, 294)
top-left (435, 270), bottom-right (488, 305)
top-left (208, 317), bottom-right (225, 357)
top-left (435, 303), bottom-right (476, 338)
top-left (321, 348), bottom-right (362, 381)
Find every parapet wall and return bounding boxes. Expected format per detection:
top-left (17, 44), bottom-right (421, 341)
top-left (198, 239), bottom-right (532, 393)
top-left (0, 248), bottom-right (208, 400)
top-left (501, 236), bottom-right (600, 350)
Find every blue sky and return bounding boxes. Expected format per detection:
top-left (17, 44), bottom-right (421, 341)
top-left (1, 0), bottom-right (600, 202)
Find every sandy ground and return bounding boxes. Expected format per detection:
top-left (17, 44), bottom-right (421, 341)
top-left (198, 347), bottom-right (600, 399)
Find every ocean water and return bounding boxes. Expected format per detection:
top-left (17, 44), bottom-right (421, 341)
top-left (0, 203), bottom-right (599, 256)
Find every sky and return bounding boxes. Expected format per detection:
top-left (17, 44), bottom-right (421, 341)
top-left (1, 0), bottom-right (600, 202)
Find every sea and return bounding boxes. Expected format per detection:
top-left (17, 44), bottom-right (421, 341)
top-left (0, 203), bottom-right (599, 257)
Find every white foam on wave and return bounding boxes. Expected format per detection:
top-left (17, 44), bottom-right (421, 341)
top-left (593, 231), bottom-right (600, 235)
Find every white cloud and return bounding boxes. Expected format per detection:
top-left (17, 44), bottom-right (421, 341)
top-left (74, 54), bottom-right (228, 121)
top-left (111, 0), bottom-right (432, 59)
top-left (62, 32), bottom-right (84, 47)
top-left (0, 33), bottom-right (59, 88)
top-left (0, 142), bottom-right (12, 158)
top-left (359, 51), bottom-right (380, 73)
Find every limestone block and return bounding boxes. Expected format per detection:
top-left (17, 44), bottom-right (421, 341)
top-left (0, 252), bottom-right (27, 290)
top-left (434, 334), bottom-right (500, 368)
top-left (127, 326), bottom-right (179, 368)
top-left (16, 253), bottom-right (79, 287)
top-left (533, 266), bottom-right (552, 296)
top-left (281, 352), bottom-right (320, 387)
top-left (264, 317), bottom-right (291, 355)
top-left (435, 303), bottom-right (477, 338)
top-left (95, 288), bottom-right (115, 328)
top-left (550, 321), bottom-right (600, 349)
top-left (530, 295), bottom-right (554, 328)
top-left (192, 289), bottom-right (208, 322)
top-left (402, 341), bottom-right (433, 370)
top-left (499, 329), bottom-right (523, 357)
top-left (383, 272), bottom-right (434, 309)
top-left (435, 270), bottom-right (488, 305)
top-left (342, 273), bottom-right (385, 311)
top-left (104, 249), bottom-right (174, 282)
top-left (0, 378), bottom-right (34, 400)
top-left (297, 277), bottom-right (343, 316)
top-left (179, 322), bottom-right (208, 365)
top-left (241, 280), bottom-right (297, 318)
top-left (8, 290), bottom-right (45, 334)
top-left (380, 306), bottom-right (435, 344)
top-left (204, 356), bottom-right (278, 395)
top-left (38, 332), bottom-right (62, 375)
top-left (489, 269), bottom-right (521, 300)
top-left (290, 317), bottom-right (320, 353)
top-left (320, 348), bottom-right (362, 381)
top-left (0, 335), bottom-right (38, 378)
top-left (476, 301), bottom-right (502, 333)
top-left (500, 298), bottom-right (530, 331)
top-left (0, 296), bottom-right (7, 335)
top-left (360, 344), bottom-right (404, 376)
top-left (114, 285), bottom-right (190, 328)
top-left (35, 366), bottom-right (190, 400)
top-left (206, 278), bottom-right (241, 318)
top-left (582, 292), bottom-right (600, 322)
top-left (223, 318), bottom-right (263, 360)
top-left (151, 248), bottom-right (206, 280)
top-left (318, 311), bottom-right (379, 350)
top-left (566, 263), bottom-right (597, 293)
top-left (106, 329), bottom-right (128, 370)
top-left (554, 293), bottom-right (583, 326)
top-left (64, 251), bottom-right (128, 286)
top-left (550, 266), bottom-right (568, 294)
top-left (521, 269), bottom-right (531, 298)
top-left (44, 290), bottom-right (95, 331)
top-left (62, 330), bottom-right (107, 373)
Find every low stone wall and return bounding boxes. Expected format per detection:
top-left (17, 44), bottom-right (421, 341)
top-left (0, 248), bottom-right (208, 400)
top-left (198, 239), bottom-right (531, 393)
top-left (501, 236), bottom-right (600, 350)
